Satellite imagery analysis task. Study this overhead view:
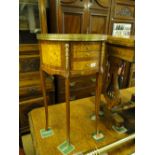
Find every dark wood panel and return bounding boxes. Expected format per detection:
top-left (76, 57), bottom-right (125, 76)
top-left (56, 75), bottom-right (96, 93)
top-left (114, 3), bottom-right (134, 20)
top-left (61, 0), bottom-right (77, 3)
top-left (20, 97), bottom-right (44, 130)
top-left (19, 96), bottom-right (53, 134)
top-left (19, 72), bottom-right (54, 97)
top-left (63, 12), bottom-right (82, 33)
top-left (128, 63), bottom-right (135, 87)
top-left (95, 0), bottom-right (111, 7)
top-left (56, 86), bottom-right (96, 103)
top-left (89, 14), bottom-right (108, 34)
top-left (20, 57), bottom-right (40, 73)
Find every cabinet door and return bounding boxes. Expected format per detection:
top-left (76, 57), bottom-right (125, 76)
top-left (89, 0), bottom-right (111, 34)
top-left (62, 10), bottom-right (84, 33)
top-left (58, 0), bottom-right (89, 33)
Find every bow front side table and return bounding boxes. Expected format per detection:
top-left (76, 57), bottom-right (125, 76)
top-left (37, 34), bottom-right (107, 145)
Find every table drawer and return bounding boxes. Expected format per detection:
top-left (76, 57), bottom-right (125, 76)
top-left (72, 42), bottom-right (100, 59)
top-left (108, 45), bottom-right (134, 62)
top-left (71, 60), bottom-right (99, 71)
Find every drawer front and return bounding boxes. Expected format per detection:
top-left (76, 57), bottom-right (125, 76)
top-left (57, 75), bottom-right (97, 92)
top-left (114, 4), bottom-right (134, 20)
top-left (56, 86), bottom-right (96, 103)
top-left (20, 56), bottom-right (40, 73)
top-left (71, 42), bottom-right (100, 71)
top-left (108, 45), bottom-right (134, 62)
top-left (20, 78), bottom-right (53, 97)
top-left (19, 44), bottom-right (40, 73)
top-left (20, 72), bottom-right (54, 97)
top-left (72, 42), bottom-right (100, 59)
top-left (71, 60), bottom-right (99, 71)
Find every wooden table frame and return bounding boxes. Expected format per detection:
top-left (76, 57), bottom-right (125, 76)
top-left (38, 34), bottom-right (107, 145)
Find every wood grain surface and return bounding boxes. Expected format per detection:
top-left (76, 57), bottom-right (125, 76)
top-left (29, 87), bottom-right (134, 155)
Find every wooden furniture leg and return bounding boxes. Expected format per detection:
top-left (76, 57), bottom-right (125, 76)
top-left (40, 69), bottom-right (48, 130)
top-left (65, 77), bottom-right (70, 144)
top-left (95, 73), bottom-right (103, 135)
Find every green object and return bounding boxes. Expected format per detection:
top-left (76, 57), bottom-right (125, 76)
top-left (40, 128), bottom-right (53, 138)
top-left (112, 125), bottom-right (127, 134)
top-left (92, 131), bottom-right (105, 142)
top-left (57, 141), bottom-right (75, 155)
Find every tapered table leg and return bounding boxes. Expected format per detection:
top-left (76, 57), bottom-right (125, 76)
top-left (40, 69), bottom-right (48, 130)
top-left (65, 77), bottom-right (70, 145)
top-left (95, 73), bottom-right (103, 135)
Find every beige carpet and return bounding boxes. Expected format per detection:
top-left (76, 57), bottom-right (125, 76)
top-left (22, 134), bottom-right (35, 155)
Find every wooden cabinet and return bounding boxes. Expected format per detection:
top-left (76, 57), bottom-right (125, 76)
top-left (89, 0), bottom-right (111, 34)
top-left (49, 0), bottom-right (111, 34)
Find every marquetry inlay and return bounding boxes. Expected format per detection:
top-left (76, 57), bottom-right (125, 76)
top-left (40, 42), bottom-right (61, 67)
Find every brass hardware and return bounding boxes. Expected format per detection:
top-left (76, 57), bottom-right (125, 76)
top-left (65, 43), bottom-right (69, 71)
top-left (37, 34), bottom-right (107, 41)
top-left (86, 133), bottom-right (135, 154)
